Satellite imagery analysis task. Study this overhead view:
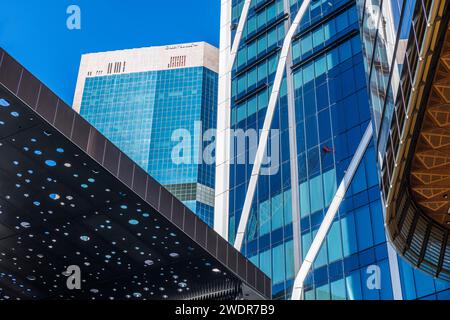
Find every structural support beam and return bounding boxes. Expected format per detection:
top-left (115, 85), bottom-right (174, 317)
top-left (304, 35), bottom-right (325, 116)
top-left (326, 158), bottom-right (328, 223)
top-left (230, 0), bottom-right (252, 68)
top-left (234, 0), bottom-right (312, 251)
top-left (214, 0), bottom-right (251, 239)
top-left (283, 0), bottom-right (302, 274)
top-left (291, 124), bottom-right (373, 300)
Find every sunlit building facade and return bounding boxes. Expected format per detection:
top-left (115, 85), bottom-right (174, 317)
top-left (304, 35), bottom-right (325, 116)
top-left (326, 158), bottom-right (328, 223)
top-left (357, 0), bottom-right (450, 298)
top-left (216, 0), bottom-right (449, 300)
top-left (217, 0), bottom-right (397, 300)
top-left (74, 42), bottom-right (219, 227)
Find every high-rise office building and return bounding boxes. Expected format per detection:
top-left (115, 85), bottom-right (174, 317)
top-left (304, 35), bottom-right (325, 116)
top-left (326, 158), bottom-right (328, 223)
top-left (358, 0), bottom-right (450, 299)
top-left (216, 0), bottom-right (449, 300)
top-left (74, 42), bottom-right (218, 227)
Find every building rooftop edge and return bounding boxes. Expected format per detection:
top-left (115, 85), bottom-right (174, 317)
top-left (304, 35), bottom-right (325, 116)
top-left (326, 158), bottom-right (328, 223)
top-left (80, 41), bottom-right (218, 58)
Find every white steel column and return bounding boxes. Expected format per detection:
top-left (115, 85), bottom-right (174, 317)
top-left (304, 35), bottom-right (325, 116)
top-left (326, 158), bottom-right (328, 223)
top-left (234, 0), bottom-right (312, 251)
top-left (214, 0), bottom-right (251, 239)
top-left (283, 0), bottom-right (302, 274)
top-left (386, 239), bottom-right (403, 300)
top-left (214, 0), bottom-right (232, 239)
top-left (374, 0), bottom-right (404, 299)
top-left (361, 0), bottom-right (404, 299)
top-left (230, 1), bottom-right (252, 66)
top-left (291, 124), bottom-right (373, 300)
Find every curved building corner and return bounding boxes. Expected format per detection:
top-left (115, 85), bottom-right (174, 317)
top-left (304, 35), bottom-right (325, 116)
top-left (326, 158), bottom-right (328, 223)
top-left (359, 0), bottom-right (450, 282)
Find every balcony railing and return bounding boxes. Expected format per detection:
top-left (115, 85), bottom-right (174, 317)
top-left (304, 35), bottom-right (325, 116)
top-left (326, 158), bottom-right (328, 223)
top-left (389, 182), bottom-right (450, 281)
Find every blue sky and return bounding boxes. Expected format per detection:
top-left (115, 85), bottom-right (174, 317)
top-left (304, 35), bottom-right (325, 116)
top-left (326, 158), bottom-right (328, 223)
top-left (0, 0), bottom-right (220, 105)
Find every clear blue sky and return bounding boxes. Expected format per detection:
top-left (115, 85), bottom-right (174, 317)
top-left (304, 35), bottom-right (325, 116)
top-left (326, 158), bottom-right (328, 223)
top-left (0, 0), bottom-right (220, 105)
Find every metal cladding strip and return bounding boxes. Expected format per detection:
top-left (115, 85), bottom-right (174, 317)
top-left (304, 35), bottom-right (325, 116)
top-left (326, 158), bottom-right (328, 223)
top-left (386, 240), bottom-right (403, 299)
top-left (374, 0), bottom-right (404, 299)
top-left (214, 0), bottom-right (232, 238)
top-left (234, 0), bottom-right (312, 251)
top-left (282, 0), bottom-right (302, 275)
top-left (291, 124), bottom-right (373, 300)
top-left (230, 0), bottom-right (252, 67)
top-left (214, 0), bottom-right (251, 239)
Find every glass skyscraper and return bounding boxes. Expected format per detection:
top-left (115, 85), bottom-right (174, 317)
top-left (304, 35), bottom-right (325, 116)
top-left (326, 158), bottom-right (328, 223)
top-left (74, 42), bottom-right (218, 227)
top-left (215, 0), bottom-right (449, 300)
top-left (357, 0), bottom-right (450, 299)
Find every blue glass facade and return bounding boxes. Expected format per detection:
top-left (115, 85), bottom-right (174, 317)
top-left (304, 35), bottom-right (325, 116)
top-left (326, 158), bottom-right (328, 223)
top-left (226, 0), bottom-right (449, 300)
top-left (79, 66), bottom-right (217, 227)
top-left (227, 0), bottom-right (387, 300)
top-left (398, 257), bottom-right (450, 300)
top-left (357, 0), bottom-right (450, 299)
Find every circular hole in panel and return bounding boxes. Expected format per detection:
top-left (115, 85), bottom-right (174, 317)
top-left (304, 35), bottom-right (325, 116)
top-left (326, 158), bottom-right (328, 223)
top-left (45, 160), bottom-right (57, 167)
top-left (20, 222), bottom-right (31, 228)
top-left (0, 98), bottom-right (10, 107)
top-left (128, 219), bottom-right (139, 225)
top-left (144, 260), bottom-right (154, 266)
top-left (49, 193), bottom-right (60, 200)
